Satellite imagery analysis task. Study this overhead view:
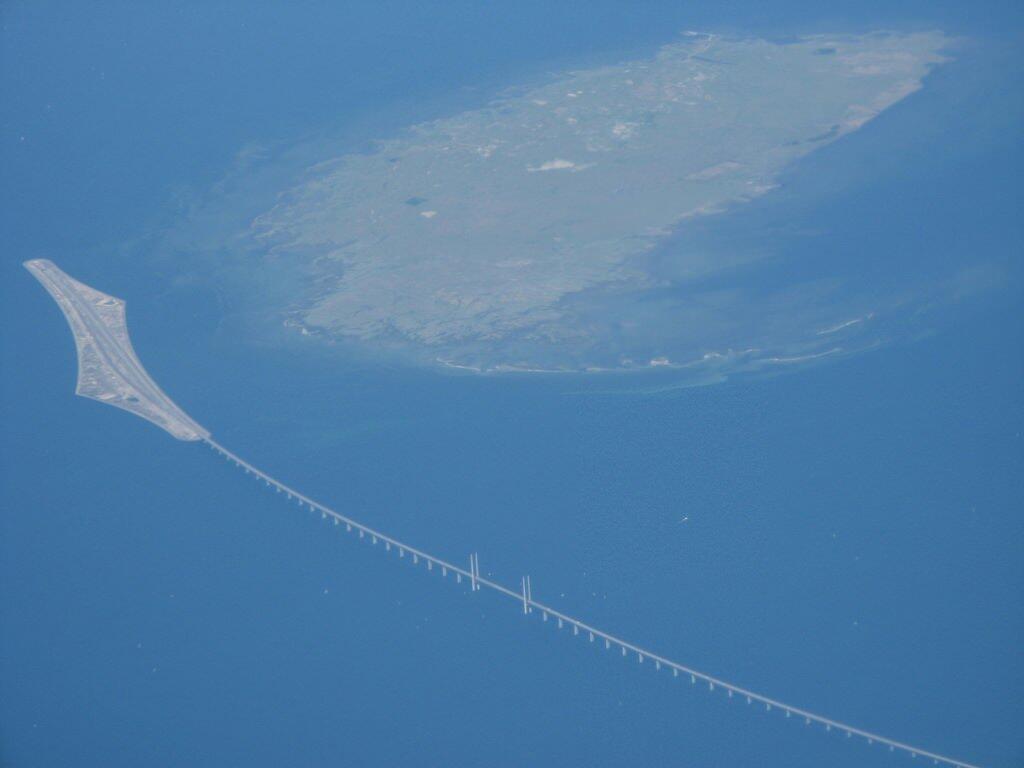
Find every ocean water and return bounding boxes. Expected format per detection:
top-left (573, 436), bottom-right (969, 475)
top-left (2, 3), bottom-right (1022, 767)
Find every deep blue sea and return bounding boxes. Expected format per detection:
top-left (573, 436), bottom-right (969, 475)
top-left (2, 3), bottom-right (1022, 767)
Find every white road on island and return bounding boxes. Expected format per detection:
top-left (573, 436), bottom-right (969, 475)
top-left (24, 259), bottom-right (208, 441)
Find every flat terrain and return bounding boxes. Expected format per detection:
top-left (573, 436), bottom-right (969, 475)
top-left (24, 259), bottom-right (208, 441)
top-left (249, 31), bottom-right (947, 372)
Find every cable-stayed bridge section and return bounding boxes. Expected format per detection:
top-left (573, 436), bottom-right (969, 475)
top-left (25, 260), bottom-right (984, 768)
top-left (205, 437), bottom-right (980, 768)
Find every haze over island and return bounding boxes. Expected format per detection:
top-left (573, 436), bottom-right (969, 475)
top-left (183, 30), bottom-right (950, 375)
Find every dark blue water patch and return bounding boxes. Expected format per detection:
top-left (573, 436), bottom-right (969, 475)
top-left (4, 5), bottom-right (1024, 768)
top-left (6, 254), bottom-right (1021, 767)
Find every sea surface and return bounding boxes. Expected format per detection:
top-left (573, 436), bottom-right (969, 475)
top-left (2, 3), bottom-right (1022, 767)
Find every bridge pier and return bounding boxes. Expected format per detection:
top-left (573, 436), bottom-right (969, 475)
top-left (192, 437), bottom-right (985, 768)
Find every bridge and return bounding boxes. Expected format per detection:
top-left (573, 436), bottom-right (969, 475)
top-left (205, 437), bottom-right (981, 768)
top-left (25, 260), bottom-right (984, 768)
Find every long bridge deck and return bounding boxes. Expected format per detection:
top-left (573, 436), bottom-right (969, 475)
top-left (205, 436), bottom-right (982, 768)
top-left (26, 260), bottom-right (983, 768)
